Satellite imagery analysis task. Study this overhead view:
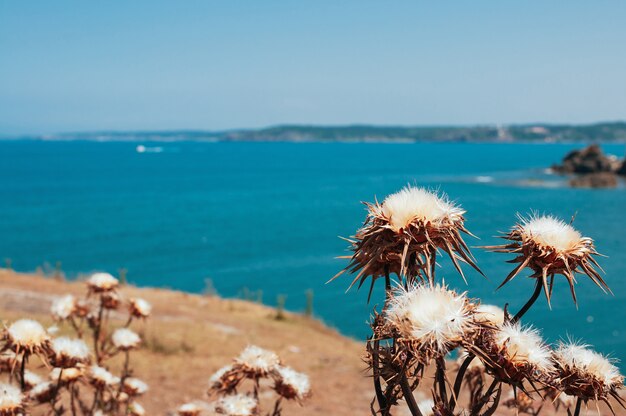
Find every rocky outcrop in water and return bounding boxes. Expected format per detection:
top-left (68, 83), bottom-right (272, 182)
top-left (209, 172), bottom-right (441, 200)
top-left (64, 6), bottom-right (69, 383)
top-left (553, 144), bottom-right (624, 188)
top-left (552, 144), bottom-right (617, 174)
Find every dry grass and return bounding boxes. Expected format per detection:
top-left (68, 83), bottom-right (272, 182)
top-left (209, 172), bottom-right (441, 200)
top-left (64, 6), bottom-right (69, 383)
top-left (0, 269), bottom-right (372, 415)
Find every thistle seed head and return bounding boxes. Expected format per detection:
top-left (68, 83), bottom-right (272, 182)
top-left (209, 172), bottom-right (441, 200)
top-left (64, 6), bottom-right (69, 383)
top-left (5, 319), bottom-right (51, 356)
top-left (0, 384), bottom-right (23, 416)
top-left (50, 295), bottom-right (77, 321)
top-left (214, 394), bottom-right (258, 416)
top-left (334, 186), bottom-right (482, 294)
top-left (234, 346), bottom-right (280, 377)
top-left (112, 328), bottom-right (141, 350)
top-left (50, 337), bottom-right (90, 368)
top-left (385, 283), bottom-right (479, 359)
top-left (272, 365), bottom-right (311, 401)
top-left (128, 298), bottom-right (152, 318)
top-left (487, 214), bottom-right (606, 304)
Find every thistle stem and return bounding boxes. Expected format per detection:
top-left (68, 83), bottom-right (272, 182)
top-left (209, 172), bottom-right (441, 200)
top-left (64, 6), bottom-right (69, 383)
top-left (512, 279), bottom-right (542, 323)
top-left (435, 357), bottom-right (448, 404)
top-left (449, 353), bottom-right (475, 411)
top-left (573, 397), bottom-right (582, 416)
top-left (400, 372), bottom-right (423, 416)
top-left (19, 353), bottom-right (27, 390)
top-left (371, 339), bottom-right (387, 413)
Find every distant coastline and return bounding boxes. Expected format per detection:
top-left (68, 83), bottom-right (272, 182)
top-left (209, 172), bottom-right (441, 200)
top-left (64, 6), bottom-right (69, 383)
top-left (3, 121), bottom-right (626, 143)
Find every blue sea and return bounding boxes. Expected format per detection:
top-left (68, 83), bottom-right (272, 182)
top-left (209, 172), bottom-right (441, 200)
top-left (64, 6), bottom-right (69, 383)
top-left (1, 141), bottom-right (625, 363)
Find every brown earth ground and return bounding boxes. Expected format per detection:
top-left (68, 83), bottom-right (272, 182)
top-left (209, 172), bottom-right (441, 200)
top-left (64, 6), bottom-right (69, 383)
top-left (0, 270), bottom-right (619, 415)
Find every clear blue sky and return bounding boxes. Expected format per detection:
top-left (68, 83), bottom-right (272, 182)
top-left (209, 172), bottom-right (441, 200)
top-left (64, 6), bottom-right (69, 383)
top-left (1, 1), bottom-right (626, 134)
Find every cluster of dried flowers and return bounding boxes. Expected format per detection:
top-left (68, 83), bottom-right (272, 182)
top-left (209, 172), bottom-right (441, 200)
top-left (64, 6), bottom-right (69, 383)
top-left (0, 272), bottom-right (150, 415)
top-left (173, 345), bottom-right (311, 416)
top-left (335, 185), bottom-right (624, 416)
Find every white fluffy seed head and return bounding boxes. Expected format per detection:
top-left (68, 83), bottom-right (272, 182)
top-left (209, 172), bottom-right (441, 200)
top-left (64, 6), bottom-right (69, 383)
top-left (87, 272), bottom-right (119, 291)
top-left (112, 328), bottom-right (141, 350)
top-left (89, 365), bottom-right (120, 386)
top-left (177, 402), bottom-right (201, 416)
top-left (519, 215), bottom-right (585, 252)
top-left (129, 298), bottom-right (152, 318)
top-left (128, 402), bottom-right (145, 416)
top-left (50, 367), bottom-right (82, 383)
top-left (7, 319), bottom-right (49, 349)
top-left (215, 394), bottom-right (258, 416)
top-left (386, 283), bottom-right (475, 354)
top-left (0, 383), bottom-right (23, 412)
top-left (23, 370), bottom-right (43, 389)
top-left (235, 346), bottom-right (280, 375)
top-left (474, 304), bottom-right (505, 326)
top-left (123, 378), bottom-right (148, 396)
top-left (494, 323), bottom-right (553, 371)
top-left (51, 295), bottom-right (77, 320)
top-left (274, 366), bottom-right (311, 400)
top-left (209, 365), bottom-right (233, 386)
top-left (554, 342), bottom-right (623, 386)
top-left (52, 337), bottom-right (90, 361)
top-left (379, 186), bottom-right (464, 232)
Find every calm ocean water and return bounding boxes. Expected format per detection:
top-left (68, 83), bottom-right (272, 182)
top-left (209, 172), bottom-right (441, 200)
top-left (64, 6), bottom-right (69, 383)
top-left (1, 141), bottom-right (625, 362)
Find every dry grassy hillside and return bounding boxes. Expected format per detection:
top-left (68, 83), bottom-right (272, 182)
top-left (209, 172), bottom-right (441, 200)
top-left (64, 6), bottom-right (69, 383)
top-left (0, 270), bottom-right (617, 415)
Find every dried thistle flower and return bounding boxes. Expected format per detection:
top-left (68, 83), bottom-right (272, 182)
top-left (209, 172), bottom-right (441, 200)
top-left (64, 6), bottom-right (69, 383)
top-left (101, 291), bottom-right (120, 310)
top-left (0, 352), bottom-right (19, 373)
top-left (27, 382), bottom-right (55, 403)
top-left (272, 365), bottom-right (311, 402)
top-left (487, 214), bottom-right (606, 304)
top-left (123, 378), bottom-right (149, 396)
top-left (234, 346), bottom-right (280, 377)
top-left (128, 298), bottom-right (152, 319)
top-left (0, 383), bottom-right (24, 416)
top-left (209, 365), bottom-right (240, 393)
top-left (384, 283), bottom-right (479, 360)
top-left (474, 304), bottom-right (505, 326)
top-left (334, 186), bottom-right (481, 294)
top-left (112, 328), bottom-right (141, 350)
top-left (49, 367), bottom-right (83, 384)
top-left (87, 272), bottom-right (119, 293)
top-left (4, 319), bottom-right (51, 357)
top-left (502, 390), bottom-right (535, 414)
top-left (472, 322), bottom-right (553, 385)
top-left (88, 365), bottom-right (120, 389)
top-left (50, 295), bottom-right (77, 321)
top-left (552, 342), bottom-right (624, 405)
top-left (177, 402), bottom-right (202, 416)
top-left (215, 394), bottom-right (258, 416)
top-left (50, 337), bottom-right (90, 368)
top-left (128, 402), bottom-right (146, 416)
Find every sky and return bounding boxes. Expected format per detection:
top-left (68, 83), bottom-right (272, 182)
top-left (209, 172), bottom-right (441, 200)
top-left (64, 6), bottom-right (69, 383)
top-left (1, 1), bottom-right (626, 134)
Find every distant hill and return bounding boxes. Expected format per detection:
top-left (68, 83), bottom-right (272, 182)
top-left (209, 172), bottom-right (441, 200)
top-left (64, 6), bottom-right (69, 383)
top-left (8, 121), bottom-right (626, 143)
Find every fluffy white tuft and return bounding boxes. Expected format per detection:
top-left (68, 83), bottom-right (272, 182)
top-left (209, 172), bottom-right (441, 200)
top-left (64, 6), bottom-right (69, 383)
top-left (215, 394), bottom-right (258, 416)
top-left (209, 365), bottom-right (233, 386)
top-left (235, 346), bottom-right (280, 374)
top-left (49, 367), bottom-right (82, 382)
top-left (386, 283), bottom-right (474, 353)
top-left (0, 383), bottom-right (23, 410)
top-left (494, 323), bottom-right (553, 371)
top-left (128, 402), bottom-right (145, 416)
top-left (177, 402), bottom-right (202, 415)
top-left (88, 272), bottom-right (119, 290)
top-left (51, 295), bottom-right (77, 320)
top-left (554, 342), bottom-right (623, 386)
top-left (89, 365), bottom-right (120, 386)
top-left (474, 304), bottom-right (505, 326)
top-left (124, 378), bottom-right (149, 395)
top-left (23, 370), bottom-right (43, 388)
top-left (129, 298), bottom-right (152, 317)
top-left (52, 337), bottom-right (90, 360)
top-left (379, 186), bottom-right (464, 231)
top-left (520, 215), bottom-right (584, 252)
top-left (274, 366), bottom-right (311, 399)
top-left (7, 319), bottom-right (49, 347)
top-left (112, 328), bottom-right (141, 349)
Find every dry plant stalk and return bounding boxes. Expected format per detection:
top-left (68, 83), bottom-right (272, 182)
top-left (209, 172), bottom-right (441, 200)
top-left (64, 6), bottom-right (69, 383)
top-left (0, 272), bottom-right (150, 415)
top-left (334, 185), bottom-right (624, 416)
